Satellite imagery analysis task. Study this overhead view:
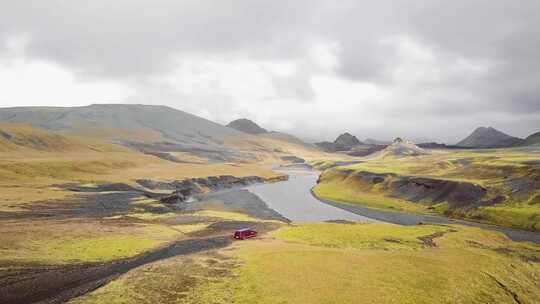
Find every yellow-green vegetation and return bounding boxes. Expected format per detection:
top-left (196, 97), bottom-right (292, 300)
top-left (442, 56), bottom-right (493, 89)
top-left (273, 222), bottom-right (449, 249)
top-left (467, 205), bottom-right (540, 231)
top-left (73, 223), bottom-right (540, 304)
top-left (0, 219), bottom-right (184, 264)
top-left (191, 210), bottom-right (280, 224)
top-left (343, 148), bottom-right (540, 186)
top-left (185, 223), bottom-right (540, 304)
top-left (69, 253), bottom-right (237, 304)
top-left (313, 148), bottom-right (540, 230)
top-left (313, 169), bottom-right (427, 213)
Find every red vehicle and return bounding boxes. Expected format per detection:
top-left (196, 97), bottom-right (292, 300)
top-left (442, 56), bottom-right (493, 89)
top-left (233, 228), bottom-right (257, 240)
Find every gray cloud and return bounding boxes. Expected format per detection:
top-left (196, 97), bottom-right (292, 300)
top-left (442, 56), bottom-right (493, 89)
top-left (0, 0), bottom-right (539, 143)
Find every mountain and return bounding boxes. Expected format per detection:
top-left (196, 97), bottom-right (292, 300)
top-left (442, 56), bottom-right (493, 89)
top-left (374, 137), bottom-right (429, 158)
top-left (0, 123), bottom-right (77, 152)
top-left (227, 118), bottom-right (267, 134)
top-left (0, 104), bottom-right (320, 162)
top-left (525, 131), bottom-right (540, 145)
top-left (334, 132), bottom-right (362, 149)
top-left (457, 127), bottom-right (525, 148)
top-left (0, 104), bottom-right (243, 144)
top-left (316, 132), bottom-right (363, 152)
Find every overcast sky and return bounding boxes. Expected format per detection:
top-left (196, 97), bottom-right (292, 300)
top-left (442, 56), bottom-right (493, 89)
top-left (1, 1), bottom-right (539, 143)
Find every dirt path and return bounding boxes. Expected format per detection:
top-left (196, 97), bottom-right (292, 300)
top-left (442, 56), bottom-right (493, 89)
top-left (0, 236), bottom-right (232, 304)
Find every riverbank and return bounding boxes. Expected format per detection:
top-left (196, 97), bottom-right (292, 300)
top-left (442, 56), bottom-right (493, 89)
top-left (311, 149), bottom-right (540, 232)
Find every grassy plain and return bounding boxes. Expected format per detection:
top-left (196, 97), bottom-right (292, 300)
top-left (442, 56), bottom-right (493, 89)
top-left (71, 222), bottom-right (540, 304)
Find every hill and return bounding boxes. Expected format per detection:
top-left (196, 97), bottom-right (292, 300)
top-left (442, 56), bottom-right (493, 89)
top-left (0, 105), bottom-right (322, 162)
top-left (226, 118), bottom-right (315, 149)
top-left (316, 132), bottom-right (362, 152)
top-left (0, 104), bottom-right (243, 144)
top-left (0, 123), bottom-right (117, 153)
top-left (456, 126), bottom-right (525, 148)
top-left (226, 118), bottom-right (267, 134)
top-left (525, 131), bottom-right (540, 145)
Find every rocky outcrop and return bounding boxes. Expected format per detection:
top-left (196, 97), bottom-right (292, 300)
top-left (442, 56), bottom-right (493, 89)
top-left (137, 175), bottom-right (287, 204)
top-left (374, 138), bottom-right (429, 158)
top-left (324, 169), bottom-right (502, 210)
top-left (391, 177), bottom-right (488, 208)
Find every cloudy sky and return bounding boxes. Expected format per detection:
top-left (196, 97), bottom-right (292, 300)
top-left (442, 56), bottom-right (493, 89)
top-left (1, 1), bottom-right (539, 143)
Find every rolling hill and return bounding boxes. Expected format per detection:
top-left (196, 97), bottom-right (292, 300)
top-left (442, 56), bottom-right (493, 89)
top-left (227, 118), bottom-right (267, 134)
top-left (0, 105), bottom-right (321, 162)
top-left (0, 104), bottom-right (243, 144)
top-left (526, 131), bottom-right (540, 146)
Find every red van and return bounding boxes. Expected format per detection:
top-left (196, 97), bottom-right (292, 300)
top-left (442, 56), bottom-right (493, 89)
top-left (234, 228), bottom-right (257, 240)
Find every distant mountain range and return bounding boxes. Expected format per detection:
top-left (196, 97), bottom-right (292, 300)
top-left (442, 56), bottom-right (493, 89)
top-left (1, 105), bottom-right (538, 159)
top-left (456, 127), bottom-right (525, 148)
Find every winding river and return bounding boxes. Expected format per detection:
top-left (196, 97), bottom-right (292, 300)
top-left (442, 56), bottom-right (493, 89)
top-left (247, 167), bottom-right (540, 244)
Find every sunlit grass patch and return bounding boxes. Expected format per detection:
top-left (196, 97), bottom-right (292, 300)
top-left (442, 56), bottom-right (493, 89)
top-left (181, 223), bottom-right (540, 304)
top-left (172, 223), bottom-right (210, 234)
top-left (273, 223), bottom-right (450, 250)
top-left (191, 210), bottom-right (276, 223)
top-left (128, 212), bottom-right (179, 221)
top-left (467, 205), bottom-right (540, 231)
top-left (0, 220), bottom-right (184, 264)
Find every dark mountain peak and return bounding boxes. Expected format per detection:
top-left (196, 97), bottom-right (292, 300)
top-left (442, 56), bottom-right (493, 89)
top-left (227, 118), bottom-right (267, 134)
top-left (334, 132), bottom-right (362, 147)
top-left (457, 126), bottom-right (524, 148)
top-left (334, 132), bottom-right (362, 150)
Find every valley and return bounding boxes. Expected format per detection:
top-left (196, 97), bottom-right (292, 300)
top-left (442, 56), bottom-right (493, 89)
top-left (0, 105), bottom-right (539, 303)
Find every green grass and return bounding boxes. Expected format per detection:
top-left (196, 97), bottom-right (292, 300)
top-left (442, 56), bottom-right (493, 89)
top-left (313, 148), bottom-right (540, 230)
top-left (466, 205), bottom-right (540, 231)
top-left (72, 223), bottom-right (540, 304)
top-left (43, 235), bottom-right (166, 263)
top-left (0, 220), bottom-right (184, 264)
top-left (273, 223), bottom-right (449, 250)
top-left (181, 223), bottom-right (540, 304)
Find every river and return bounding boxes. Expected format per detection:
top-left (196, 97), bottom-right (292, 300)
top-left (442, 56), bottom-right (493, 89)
top-left (247, 168), bottom-right (377, 223)
top-left (247, 167), bottom-right (540, 244)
